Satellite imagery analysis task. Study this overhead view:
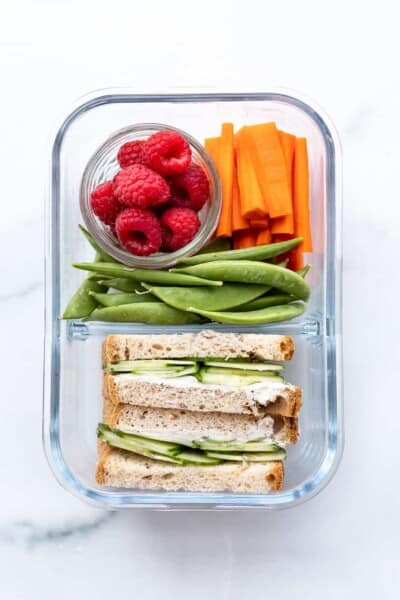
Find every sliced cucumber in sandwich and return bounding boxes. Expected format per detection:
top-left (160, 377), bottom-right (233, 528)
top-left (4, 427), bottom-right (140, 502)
top-left (205, 449), bottom-right (287, 462)
top-left (97, 424), bottom-right (183, 463)
top-left (98, 425), bottom-right (222, 465)
top-left (193, 438), bottom-right (281, 452)
top-left (203, 360), bottom-right (283, 372)
top-left (198, 367), bottom-right (284, 386)
top-left (97, 425), bottom-right (286, 466)
top-left (174, 450), bottom-right (223, 466)
top-left (107, 359), bottom-right (195, 372)
top-left (130, 365), bottom-right (199, 378)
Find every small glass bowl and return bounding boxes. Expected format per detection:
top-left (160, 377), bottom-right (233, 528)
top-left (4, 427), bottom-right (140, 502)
top-left (80, 123), bottom-right (221, 268)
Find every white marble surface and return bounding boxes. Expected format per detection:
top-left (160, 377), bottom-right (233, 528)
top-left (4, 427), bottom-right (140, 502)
top-left (1, 0), bottom-right (399, 598)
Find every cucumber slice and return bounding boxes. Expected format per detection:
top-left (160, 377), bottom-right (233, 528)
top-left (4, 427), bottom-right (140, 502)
top-left (205, 450), bottom-right (287, 462)
top-left (203, 360), bottom-right (283, 372)
top-left (203, 367), bottom-right (282, 378)
top-left (183, 357), bottom-right (253, 363)
top-left (193, 438), bottom-right (280, 452)
top-left (198, 367), bottom-right (284, 387)
top-left (125, 430), bottom-right (197, 448)
top-left (175, 450), bottom-right (223, 465)
top-left (97, 424), bottom-right (182, 463)
top-left (108, 359), bottom-right (195, 372)
top-left (130, 365), bottom-right (199, 378)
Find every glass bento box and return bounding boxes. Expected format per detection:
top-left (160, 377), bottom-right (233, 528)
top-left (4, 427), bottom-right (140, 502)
top-left (43, 90), bottom-right (343, 509)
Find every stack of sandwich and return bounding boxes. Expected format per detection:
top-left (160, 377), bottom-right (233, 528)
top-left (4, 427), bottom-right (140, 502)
top-left (96, 331), bottom-right (302, 493)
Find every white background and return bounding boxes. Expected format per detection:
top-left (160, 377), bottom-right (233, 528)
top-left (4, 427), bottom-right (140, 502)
top-left (1, 1), bottom-right (399, 598)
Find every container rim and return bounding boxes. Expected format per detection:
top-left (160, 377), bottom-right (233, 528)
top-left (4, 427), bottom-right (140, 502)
top-left (43, 88), bottom-right (343, 510)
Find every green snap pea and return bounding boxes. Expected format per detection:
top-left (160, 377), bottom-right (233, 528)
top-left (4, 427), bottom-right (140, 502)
top-left (87, 273), bottom-right (108, 281)
top-left (87, 302), bottom-right (203, 324)
top-left (297, 264), bottom-right (311, 278)
top-left (172, 260), bottom-right (311, 301)
top-left (89, 291), bottom-right (158, 307)
top-left (234, 294), bottom-right (293, 312)
top-left (141, 283), bottom-right (270, 312)
top-left (97, 278), bottom-right (143, 292)
top-left (188, 302), bottom-right (306, 325)
top-left (79, 225), bottom-right (119, 263)
top-left (261, 264), bottom-right (311, 298)
top-left (73, 262), bottom-right (223, 287)
top-left (63, 249), bottom-right (108, 318)
top-left (177, 237), bottom-right (303, 265)
top-left (198, 238), bottom-right (231, 254)
top-left (62, 279), bottom-right (105, 319)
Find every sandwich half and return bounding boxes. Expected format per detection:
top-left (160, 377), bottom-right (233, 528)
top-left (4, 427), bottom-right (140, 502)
top-left (96, 331), bottom-right (302, 493)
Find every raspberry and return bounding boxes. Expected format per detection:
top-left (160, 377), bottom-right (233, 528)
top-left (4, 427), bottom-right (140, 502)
top-left (160, 207), bottom-right (200, 251)
top-left (144, 130), bottom-right (191, 176)
top-left (169, 164), bottom-right (209, 210)
top-left (90, 181), bottom-right (121, 226)
top-left (117, 140), bottom-right (145, 168)
top-left (115, 207), bottom-right (162, 256)
top-left (113, 164), bottom-right (170, 208)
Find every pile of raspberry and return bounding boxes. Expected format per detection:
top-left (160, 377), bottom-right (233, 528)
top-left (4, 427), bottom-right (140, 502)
top-left (90, 130), bottom-right (210, 256)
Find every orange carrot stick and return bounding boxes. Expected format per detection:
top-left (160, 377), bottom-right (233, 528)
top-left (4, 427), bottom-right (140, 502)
top-left (233, 229), bottom-right (258, 249)
top-left (293, 137), bottom-right (312, 256)
top-left (214, 123), bottom-right (234, 237)
top-left (236, 129), bottom-right (267, 220)
top-left (250, 217), bottom-right (269, 229)
top-left (271, 131), bottom-right (295, 234)
top-left (231, 149), bottom-right (249, 232)
top-left (204, 137), bottom-right (220, 169)
top-left (245, 123), bottom-right (292, 218)
top-left (256, 228), bottom-right (272, 245)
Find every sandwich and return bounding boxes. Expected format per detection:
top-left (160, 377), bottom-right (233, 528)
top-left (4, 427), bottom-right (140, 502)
top-left (96, 331), bottom-right (302, 493)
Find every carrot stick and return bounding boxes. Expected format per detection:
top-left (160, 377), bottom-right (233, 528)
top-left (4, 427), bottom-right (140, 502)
top-left (212, 123), bottom-right (234, 237)
top-left (256, 228), bottom-right (272, 245)
top-left (250, 217), bottom-right (269, 229)
top-left (204, 137), bottom-right (220, 169)
top-left (245, 123), bottom-right (292, 218)
top-left (236, 129), bottom-right (267, 220)
top-left (271, 131), bottom-right (295, 234)
top-left (291, 137), bottom-right (312, 269)
top-left (233, 229), bottom-right (258, 249)
top-left (231, 149), bottom-right (249, 232)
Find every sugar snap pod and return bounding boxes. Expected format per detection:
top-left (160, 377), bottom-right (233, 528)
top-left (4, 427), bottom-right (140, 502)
top-left (141, 282), bottom-right (270, 312)
top-left (87, 302), bottom-right (204, 324)
top-left (73, 262), bottom-right (223, 287)
top-left (89, 292), bottom-right (158, 307)
top-left (187, 302), bottom-right (306, 325)
top-left (177, 237), bottom-right (303, 265)
top-left (172, 260), bottom-right (311, 301)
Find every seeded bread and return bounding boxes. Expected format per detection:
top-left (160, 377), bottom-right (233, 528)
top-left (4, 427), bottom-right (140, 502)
top-left (105, 400), bottom-right (299, 445)
top-left (96, 447), bottom-right (284, 492)
top-left (102, 331), bottom-right (295, 364)
top-left (104, 373), bottom-right (302, 418)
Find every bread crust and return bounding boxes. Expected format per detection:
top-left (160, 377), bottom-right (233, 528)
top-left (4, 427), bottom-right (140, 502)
top-left (95, 448), bottom-right (284, 492)
top-left (102, 332), bottom-right (295, 363)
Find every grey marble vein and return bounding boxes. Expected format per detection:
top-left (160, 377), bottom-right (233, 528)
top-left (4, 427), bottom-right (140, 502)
top-left (0, 281), bottom-right (43, 302)
top-left (0, 512), bottom-right (116, 548)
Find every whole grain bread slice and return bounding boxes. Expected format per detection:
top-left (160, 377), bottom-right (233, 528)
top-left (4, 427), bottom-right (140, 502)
top-left (104, 373), bottom-right (302, 418)
top-left (105, 400), bottom-right (299, 446)
top-left (95, 447), bottom-right (284, 492)
top-left (103, 331), bottom-right (295, 364)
